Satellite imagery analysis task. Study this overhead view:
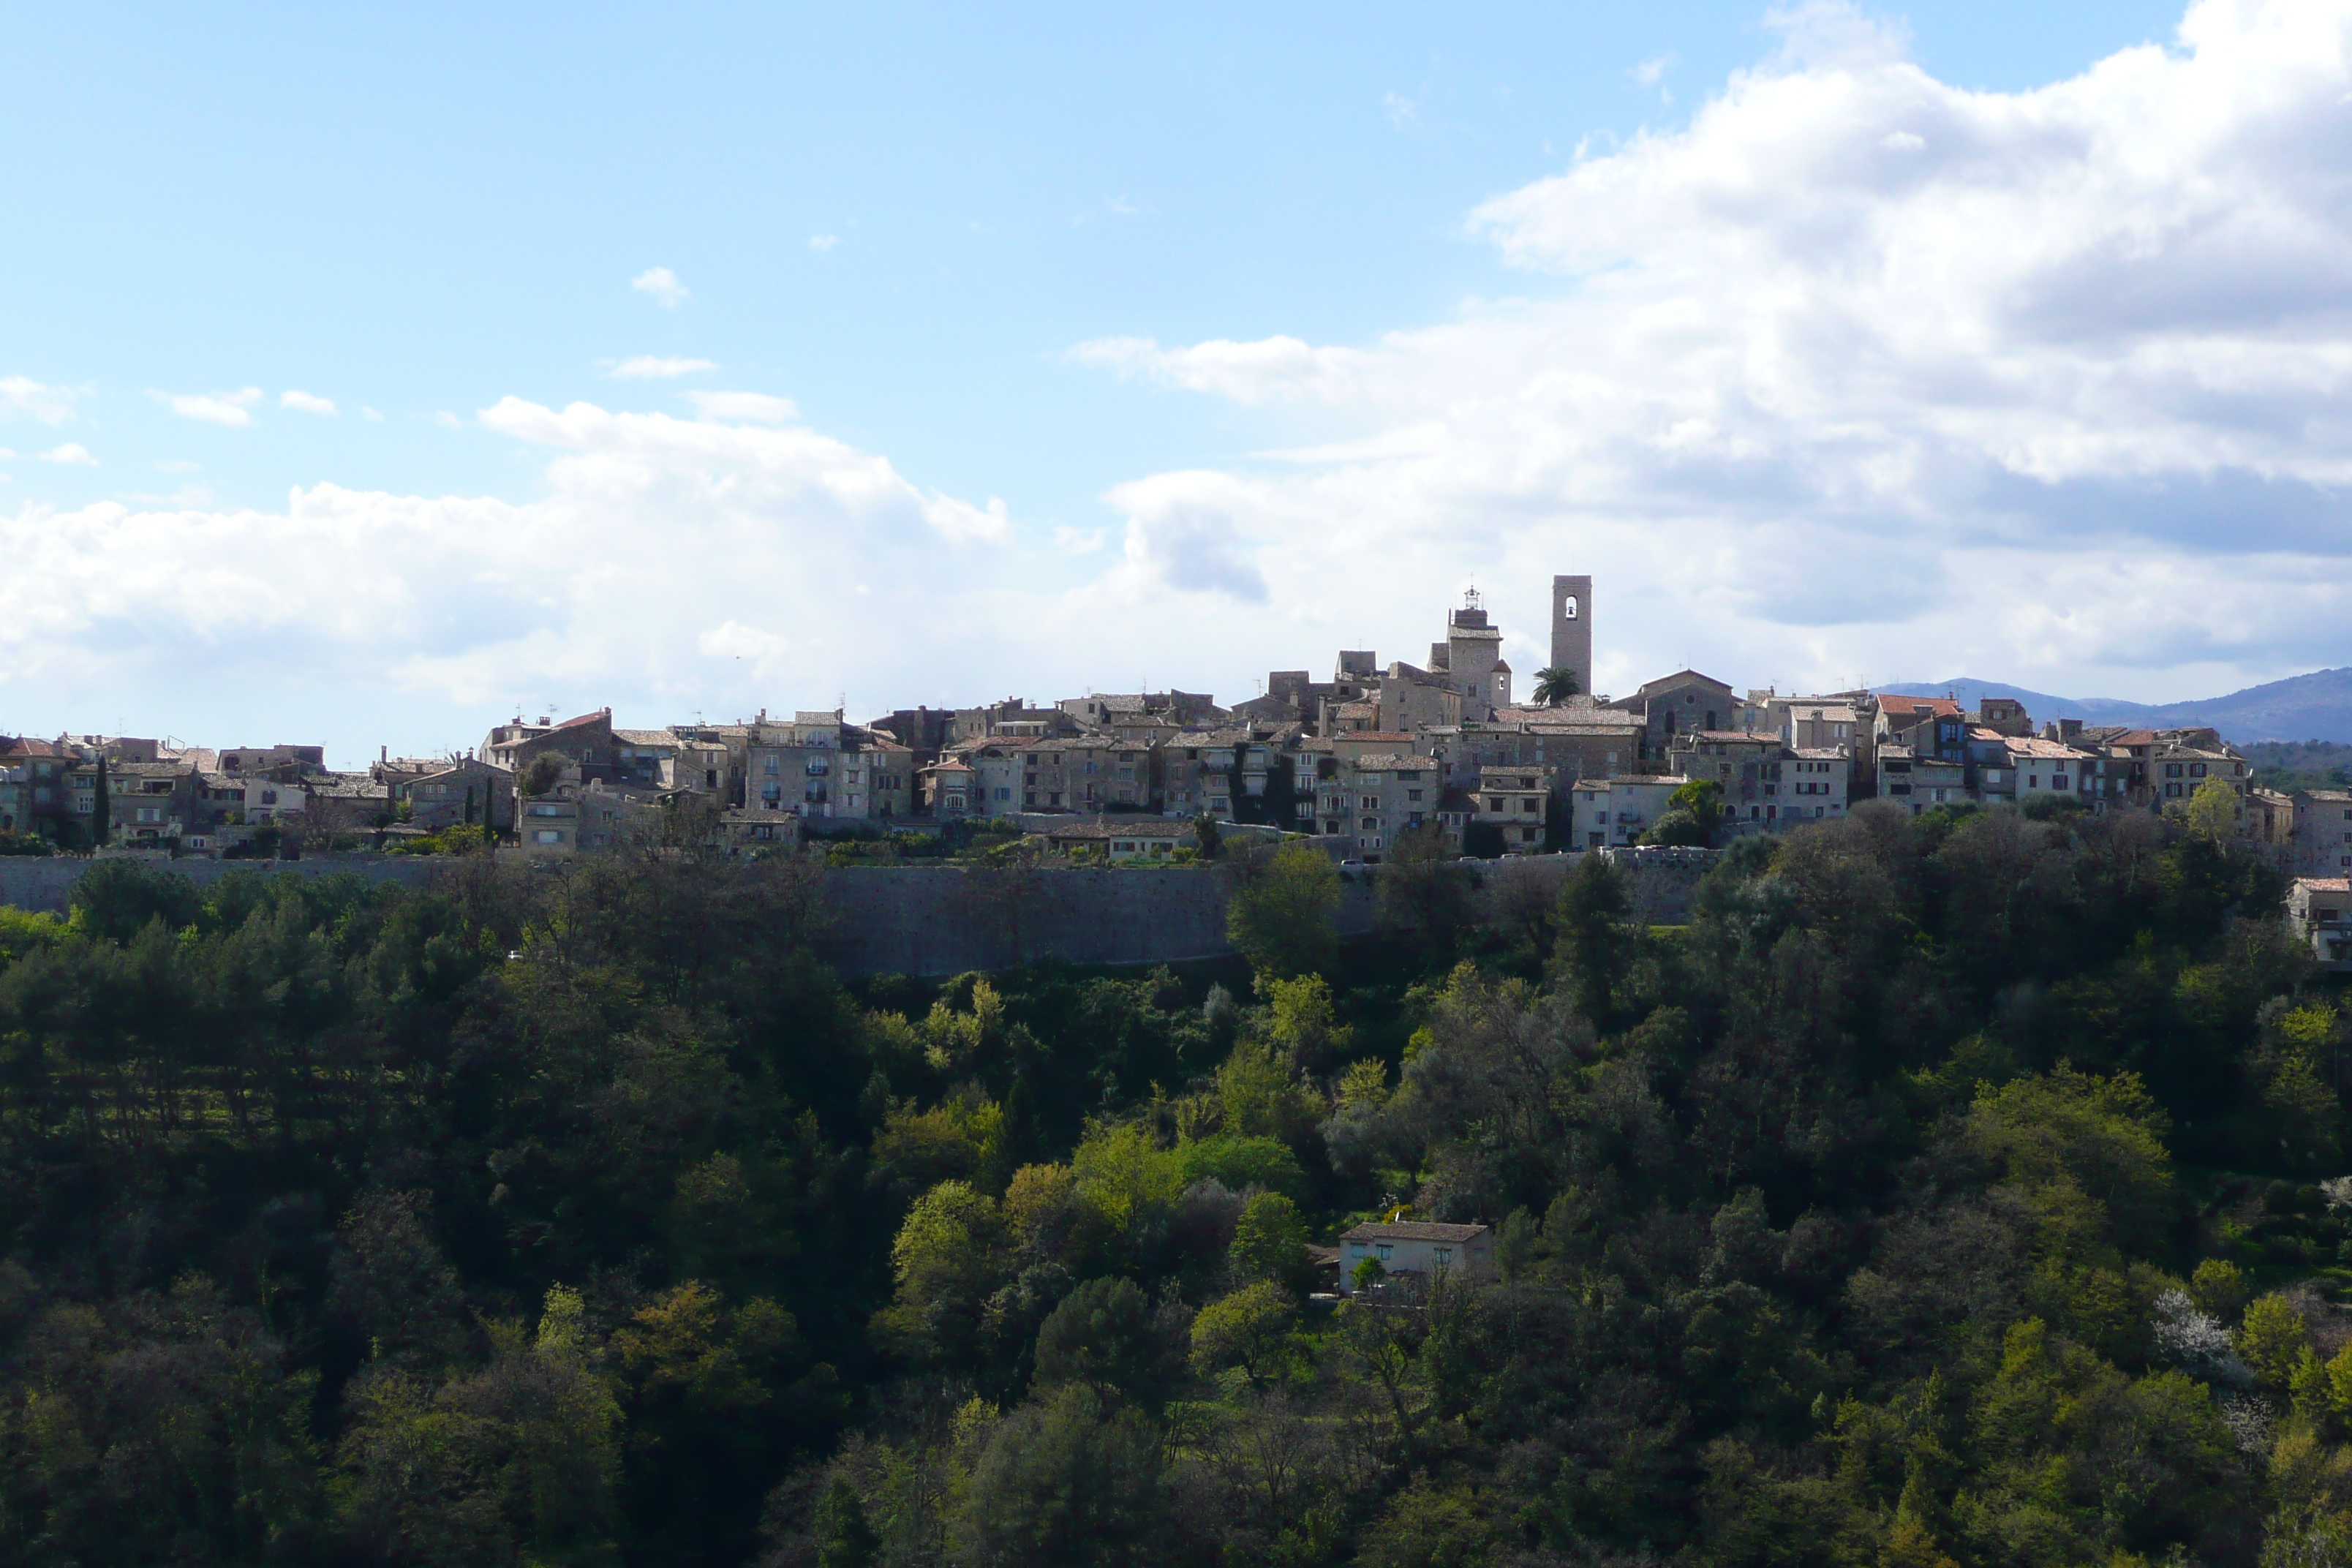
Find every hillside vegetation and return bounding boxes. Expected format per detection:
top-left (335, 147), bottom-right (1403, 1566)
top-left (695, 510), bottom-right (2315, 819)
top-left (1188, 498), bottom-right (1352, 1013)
top-left (0, 807), bottom-right (2343, 1568)
top-left (2244, 741), bottom-right (2352, 796)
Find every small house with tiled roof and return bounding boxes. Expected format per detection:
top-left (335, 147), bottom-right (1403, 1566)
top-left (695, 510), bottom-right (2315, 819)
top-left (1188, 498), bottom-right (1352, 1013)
top-left (1337, 1221), bottom-right (1496, 1294)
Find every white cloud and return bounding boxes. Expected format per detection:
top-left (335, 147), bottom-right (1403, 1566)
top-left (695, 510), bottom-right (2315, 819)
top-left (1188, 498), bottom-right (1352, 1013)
top-left (280, 389), bottom-right (338, 415)
top-left (1631, 53), bottom-right (1676, 86)
top-left (1383, 92), bottom-right (1420, 128)
top-left (610, 355), bottom-right (719, 379)
top-left (631, 266), bottom-right (689, 308)
top-left (698, 620), bottom-right (792, 679)
top-left (0, 377), bottom-right (79, 425)
top-left (1061, 0), bottom-right (2352, 698)
top-left (808, 233), bottom-right (840, 252)
top-left (683, 390), bottom-right (799, 423)
top-left (1067, 336), bottom-right (1369, 406)
top-left (161, 388), bottom-right (263, 426)
top-left (0, 395), bottom-right (1027, 752)
top-left (38, 443), bottom-right (97, 467)
top-left (362, 407), bottom-right (385, 421)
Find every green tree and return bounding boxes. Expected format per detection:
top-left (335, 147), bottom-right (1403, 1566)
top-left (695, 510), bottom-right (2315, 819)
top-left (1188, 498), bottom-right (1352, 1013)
top-left (1228, 1192), bottom-right (1313, 1292)
top-left (1226, 841), bottom-right (1341, 978)
top-left (1190, 1281), bottom-right (1303, 1390)
top-left (871, 1180), bottom-right (1008, 1362)
top-left (1194, 812), bottom-right (1223, 860)
top-left (2191, 1258), bottom-right (2248, 1322)
top-left (1032, 1276), bottom-right (1185, 1407)
top-left (813, 1476), bottom-right (879, 1568)
top-left (1263, 972), bottom-right (1353, 1070)
top-left (1641, 777), bottom-right (1722, 847)
top-left (955, 1386), bottom-right (1167, 1567)
top-left (1553, 851), bottom-right (1635, 1028)
top-left (2184, 776), bottom-right (2240, 844)
top-left (1531, 665), bottom-right (1582, 706)
top-left (1963, 1066), bottom-right (2176, 1254)
top-left (91, 755), bottom-right (110, 845)
top-left (1377, 824), bottom-right (1471, 944)
top-left (521, 752), bottom-right (565, 796)
top-left (67, 855), bottom-right (204, 943)
top-left (2241, 1293), bottom-right (2312, 1392)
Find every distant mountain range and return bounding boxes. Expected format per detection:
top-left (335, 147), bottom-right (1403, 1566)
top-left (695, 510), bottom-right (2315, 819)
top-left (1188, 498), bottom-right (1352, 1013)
top-left (1878, 668), bottom-right (2352, 745)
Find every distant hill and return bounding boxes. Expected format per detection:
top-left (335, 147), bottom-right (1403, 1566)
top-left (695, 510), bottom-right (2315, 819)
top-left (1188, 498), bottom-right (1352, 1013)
top-left (1879, 667), bottom-right (2352, 745)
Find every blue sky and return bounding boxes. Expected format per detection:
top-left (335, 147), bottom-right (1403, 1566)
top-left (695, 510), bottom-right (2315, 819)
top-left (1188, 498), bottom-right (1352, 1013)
top-left (9, 0), bottom-right (2342, 762)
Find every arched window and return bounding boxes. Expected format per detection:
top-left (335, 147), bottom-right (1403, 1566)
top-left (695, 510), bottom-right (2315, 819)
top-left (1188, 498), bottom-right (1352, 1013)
top-left (1561, 595), bottom-right (1579, 620)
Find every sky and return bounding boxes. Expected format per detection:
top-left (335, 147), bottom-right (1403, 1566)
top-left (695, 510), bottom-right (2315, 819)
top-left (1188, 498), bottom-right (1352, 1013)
top-left (6, 0), bottom-right (2346, 764)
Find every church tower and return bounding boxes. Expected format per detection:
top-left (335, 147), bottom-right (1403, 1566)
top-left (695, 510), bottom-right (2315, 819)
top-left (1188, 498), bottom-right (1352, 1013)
top-left (1550, 575), bottom-right (1591, 693)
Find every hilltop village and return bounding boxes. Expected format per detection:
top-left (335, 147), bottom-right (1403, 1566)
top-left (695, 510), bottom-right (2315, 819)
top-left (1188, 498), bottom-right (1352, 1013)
top-left (0, 574), bottom-right (2339, 881)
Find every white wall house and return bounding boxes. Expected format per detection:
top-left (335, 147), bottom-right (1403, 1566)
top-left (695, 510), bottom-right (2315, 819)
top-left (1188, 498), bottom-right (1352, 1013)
top-left (1338, 1221), bottom-right (1496, 1294)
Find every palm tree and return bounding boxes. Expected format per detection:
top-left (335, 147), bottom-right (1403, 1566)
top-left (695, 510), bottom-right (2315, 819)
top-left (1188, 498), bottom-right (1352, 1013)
top-left (1532, 666), bottom-right (1581, 706)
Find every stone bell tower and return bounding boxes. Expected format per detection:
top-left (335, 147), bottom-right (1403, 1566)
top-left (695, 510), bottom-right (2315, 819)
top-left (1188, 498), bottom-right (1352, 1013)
top-left (1550, 575), bottom-right (1591, 693)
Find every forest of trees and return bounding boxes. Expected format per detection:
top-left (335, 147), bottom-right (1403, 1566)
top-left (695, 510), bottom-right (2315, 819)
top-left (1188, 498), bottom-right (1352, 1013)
top-left (0, 801), bottom-right (2343, 1568)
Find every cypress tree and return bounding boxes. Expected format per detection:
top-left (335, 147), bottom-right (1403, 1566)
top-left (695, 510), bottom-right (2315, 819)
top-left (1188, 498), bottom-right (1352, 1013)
top-left (92, 756), bottom-right (110, 845)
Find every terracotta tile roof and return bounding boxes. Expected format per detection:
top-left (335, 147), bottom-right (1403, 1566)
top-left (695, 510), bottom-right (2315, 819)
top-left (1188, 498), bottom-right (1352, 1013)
top-left (2005, 738), bottom-right (2089, 759)
top-left (1338, 1221), bottom-right (1493, 1243)
top-left (1880, 695), bottom-right (1962, 717)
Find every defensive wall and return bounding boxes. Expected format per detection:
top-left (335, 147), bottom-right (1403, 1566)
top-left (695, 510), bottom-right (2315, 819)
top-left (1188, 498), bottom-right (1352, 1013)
top-left (0, 845), bottom-right (1719, 979)
top-left (0, 853), bottom-right (440, 914)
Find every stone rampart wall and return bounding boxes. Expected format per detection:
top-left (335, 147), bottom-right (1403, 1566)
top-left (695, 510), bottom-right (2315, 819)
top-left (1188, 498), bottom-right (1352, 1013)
top-left (0, 854), bottom-right (440, 914)
top-left (0, 848), bottom-right (1717, 978)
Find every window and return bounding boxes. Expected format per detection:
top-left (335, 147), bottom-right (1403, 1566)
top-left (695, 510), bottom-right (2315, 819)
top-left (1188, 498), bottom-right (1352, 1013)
top-left (260, 790), bottom-right (278, 804)
top-left (1375, 1243), bottom-right (1394, 1260)
top-left (1433, 1247), bottom-right (1453, 1265)
top-left (1349, 1243), bottom-right (1368, 1257)
top-left (532, 829), bottom-right (562, 844)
